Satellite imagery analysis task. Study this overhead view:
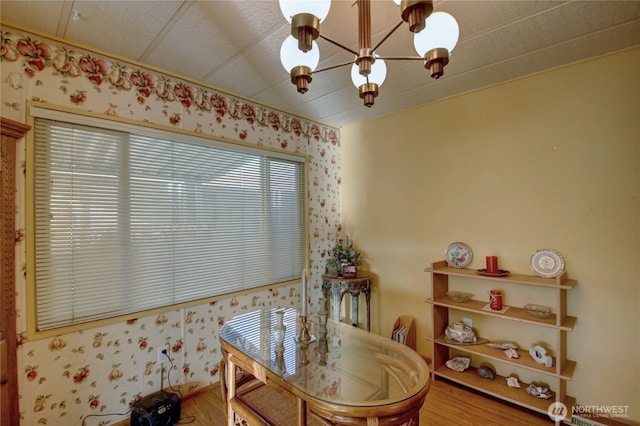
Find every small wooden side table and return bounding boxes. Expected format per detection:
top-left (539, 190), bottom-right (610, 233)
top-left (321, 274), bottom-right (372, 330)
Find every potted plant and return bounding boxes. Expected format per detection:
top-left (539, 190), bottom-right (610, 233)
top-left (326, 235), bottom-right (362, 278)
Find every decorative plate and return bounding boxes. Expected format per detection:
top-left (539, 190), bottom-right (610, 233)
top-left (530, 248), bottom-right (564, 278)
top-left (443, 336), bottom-right (489, 346)
top-left (476, 269), bottom-right (510, 277)
top-left (445, 242), bottom-right (473, 268)
top-left (445, 291), bottom-right (473, 303)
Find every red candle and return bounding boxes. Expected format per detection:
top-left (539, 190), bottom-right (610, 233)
top-left (486, 256), bottom-right (498, 274)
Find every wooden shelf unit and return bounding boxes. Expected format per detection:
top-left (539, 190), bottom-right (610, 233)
top-left (425, 260), bottom-right (577, 421)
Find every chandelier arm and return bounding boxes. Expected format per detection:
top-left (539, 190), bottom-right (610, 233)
top-left (377, 56), bottom-right (425, 61)
top-left (314, 60), bottom-right (355, 74)
top-left (318, 34), bottom-right (359, 56)
top-left (371, 21), bottom-right (404, 53)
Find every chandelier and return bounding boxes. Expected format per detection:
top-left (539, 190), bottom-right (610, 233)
top-left (279, 0), bottom-right (459, 107)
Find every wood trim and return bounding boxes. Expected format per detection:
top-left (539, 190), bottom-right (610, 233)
top-left (0, 117), bottom-right (30, 140)
top-left (0, 117), bottom-right (30, 426)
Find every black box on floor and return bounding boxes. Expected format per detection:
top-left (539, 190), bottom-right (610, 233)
top-left (131, 390), bottom-right (181, 426)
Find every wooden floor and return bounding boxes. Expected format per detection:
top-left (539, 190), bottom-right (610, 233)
top-left (178, 378), bottom-right (555, 425)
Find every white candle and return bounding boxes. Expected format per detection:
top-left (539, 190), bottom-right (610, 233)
top-left (301, 269), bottom-right (307, 317)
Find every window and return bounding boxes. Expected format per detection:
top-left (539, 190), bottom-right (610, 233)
top-left (31, 107), bottom-right (306, 332)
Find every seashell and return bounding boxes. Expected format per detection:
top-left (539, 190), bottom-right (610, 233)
top-left (477, 365), bottom-right (495, 380)
top-left (445, 357), bottom-right (471, 372)
top-left (529, 345), bottom-right (553, 367)
top-left (506, 376), bottom-right (521, 388)
top-left (504, 348), bottom-right (520, 359)
top-left (526, 384), bottom-right (553, 399)
top-left (487, 341), bottom-right (517, 350)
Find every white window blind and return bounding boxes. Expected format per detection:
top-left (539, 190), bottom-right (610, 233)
top-left (32, 111), bottom-right (306, 331)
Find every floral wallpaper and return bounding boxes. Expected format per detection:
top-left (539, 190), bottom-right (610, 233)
top-left (1, 25), bottom-right (343, 425)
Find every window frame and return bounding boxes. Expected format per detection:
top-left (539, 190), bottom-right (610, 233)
top-left (26, 103), bottom-right (309, 339)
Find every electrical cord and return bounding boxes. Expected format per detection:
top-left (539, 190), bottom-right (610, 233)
top-left (82, 350), bottom-right (201, 426)
top-left (81, 409), bottom-right (131, 426)
top-left (81, 350), bottom-right (196, 425)
top-left (162, 350), bottom-right (196, 424)
top-left (162, 349), bottom-right (182, 400)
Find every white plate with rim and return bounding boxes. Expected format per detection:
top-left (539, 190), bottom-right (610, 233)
top-left (530, 248), bottom-right (564, 278)
top-left (445, 242), bottom-right (473, 268)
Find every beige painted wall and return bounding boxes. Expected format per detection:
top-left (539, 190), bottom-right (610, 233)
top-left (340, 47), bottom-right (640, 420)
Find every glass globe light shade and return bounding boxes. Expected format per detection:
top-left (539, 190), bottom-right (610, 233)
top-left (280, 35), bottom-right (320, 72)
top-left (280, 0), bottom-right (331, 22)
top-left (413, 11), bottom-right (459, 55)
top-left (351, 58), bottom-right (387, 88)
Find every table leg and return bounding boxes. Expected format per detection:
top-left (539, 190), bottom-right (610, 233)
top-left (329, 287), bottom-right (342, 323)
top-left (297, 397), bottom-right (307, 426)
top-left (225, 353), bottom-right (236, 426)
top-left (351, 293), bottom-right (359, 327)
top-left (364, 286), bottom-right (371, 331)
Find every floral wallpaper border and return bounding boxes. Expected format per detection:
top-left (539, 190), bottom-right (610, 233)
top-left (1, 24), bottom-right (343, 426)
top-left (0, 29), bottom-right (338, 145)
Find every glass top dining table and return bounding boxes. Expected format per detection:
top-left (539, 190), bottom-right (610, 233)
top-left (219, 308), bottom-right (430, 425)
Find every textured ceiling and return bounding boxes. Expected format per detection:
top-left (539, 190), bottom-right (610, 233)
top-left (2, 0), bottom-right (639, 128)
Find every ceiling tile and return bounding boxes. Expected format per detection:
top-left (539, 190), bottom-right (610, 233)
top-left (64, 1), bottom-right (185, 61)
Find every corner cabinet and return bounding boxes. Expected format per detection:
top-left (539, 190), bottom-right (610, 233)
top-left (425, 260), bottom-right (577, 420)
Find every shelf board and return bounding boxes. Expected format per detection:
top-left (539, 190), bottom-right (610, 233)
top-left (433, 365), bottom-right (576, 418)
top-left (426, 261), bottom-right (577, 290)
top-left (430, 335), bottom-right (576, 380)
top-left (426, 297), bottom-right (576, 331)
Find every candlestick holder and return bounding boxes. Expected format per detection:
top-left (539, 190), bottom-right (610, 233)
top-left (295, 315), bottom-right (316, 345)
top-left (298, 343), bottom-right (310, 366)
